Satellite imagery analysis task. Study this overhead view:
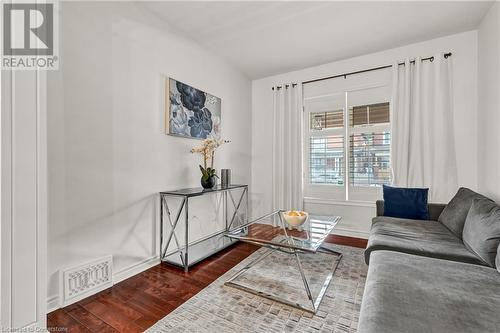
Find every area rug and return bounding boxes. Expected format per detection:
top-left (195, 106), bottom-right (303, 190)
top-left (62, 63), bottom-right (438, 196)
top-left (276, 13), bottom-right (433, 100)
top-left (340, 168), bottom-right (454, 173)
top-left (147, 243), bottom-right (367, 333)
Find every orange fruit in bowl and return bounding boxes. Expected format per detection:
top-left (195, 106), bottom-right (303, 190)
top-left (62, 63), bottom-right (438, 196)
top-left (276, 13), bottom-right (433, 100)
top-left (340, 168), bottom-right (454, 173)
top-left (283, 210), bottom-right (308, 226)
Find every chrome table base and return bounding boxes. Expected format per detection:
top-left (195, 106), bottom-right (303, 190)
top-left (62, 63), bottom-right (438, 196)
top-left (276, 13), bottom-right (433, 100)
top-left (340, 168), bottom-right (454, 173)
top-left (160, 185), bottom-right (248, 272)
top-left (223, 211), bottom-right (342, 313)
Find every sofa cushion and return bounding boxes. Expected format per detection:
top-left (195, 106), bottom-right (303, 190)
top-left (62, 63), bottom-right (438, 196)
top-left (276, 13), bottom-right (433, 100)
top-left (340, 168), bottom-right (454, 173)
top-left (382, 185), bottom-right (429, 220)
top-left (358, 251), bottom-right (500, 333)
top-left (438, 187), bottom-right (492, 239)
top-left (365, 216), bottom-right (485, 265)
top-left (462, 199), bottom-right (500, 267)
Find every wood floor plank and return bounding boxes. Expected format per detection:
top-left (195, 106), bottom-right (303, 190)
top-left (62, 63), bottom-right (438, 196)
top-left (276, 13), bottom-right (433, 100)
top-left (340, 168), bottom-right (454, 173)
top-left (65, 304), bottom-right (118, 333)
top-left (48, 223), bottom-right (367, 332)
top-left (48, 309), bottom-right (94, 333)
top-left (80, 297), bottom-right (144, 332)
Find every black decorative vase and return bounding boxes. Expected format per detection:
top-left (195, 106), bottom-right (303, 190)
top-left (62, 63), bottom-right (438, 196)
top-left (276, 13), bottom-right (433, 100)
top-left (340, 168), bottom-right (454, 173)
top-left (201, 175), bottom-right (216, 189)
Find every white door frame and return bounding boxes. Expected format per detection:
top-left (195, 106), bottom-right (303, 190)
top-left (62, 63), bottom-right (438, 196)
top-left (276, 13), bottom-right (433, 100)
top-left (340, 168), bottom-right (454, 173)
top-left (1, 67), bottom-right (48, 330)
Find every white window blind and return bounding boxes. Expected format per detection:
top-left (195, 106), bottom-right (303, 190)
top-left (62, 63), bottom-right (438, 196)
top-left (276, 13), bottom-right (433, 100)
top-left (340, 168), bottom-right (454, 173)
top-left (349, 102), bottom-right (390, 126)
top-left (303, 80), bottom-right (392, 202)
top-left (310, 109), bottom-right (343, 130)
top-left (309, 135), bottom-right (344, 185)
top-left (349, 131), bottom-right (391, 186)
top-left (348, 102), bottom-right (391, 187)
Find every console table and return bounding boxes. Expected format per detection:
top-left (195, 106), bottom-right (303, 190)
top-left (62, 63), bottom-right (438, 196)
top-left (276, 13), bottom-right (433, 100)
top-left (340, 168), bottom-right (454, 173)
top-left (159, 184), bottom-right (248, 271)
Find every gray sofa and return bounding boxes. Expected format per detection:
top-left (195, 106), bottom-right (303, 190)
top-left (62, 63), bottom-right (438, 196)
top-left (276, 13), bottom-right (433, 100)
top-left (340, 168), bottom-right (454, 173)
top-left (358, 188), bottom-right (500, 333)
top-left (364, 201), bottom-right (486, 266)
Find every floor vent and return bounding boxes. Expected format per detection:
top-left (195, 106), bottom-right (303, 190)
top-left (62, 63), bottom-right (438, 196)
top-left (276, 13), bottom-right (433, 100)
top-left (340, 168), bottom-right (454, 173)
top-left (60, 255), bottom-right (113, 306)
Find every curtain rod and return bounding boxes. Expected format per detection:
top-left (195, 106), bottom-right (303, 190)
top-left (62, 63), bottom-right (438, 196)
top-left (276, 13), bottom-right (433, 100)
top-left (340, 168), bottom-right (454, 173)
top-left (272, 83), bottom-right (297, 91)
top-left (271, 52), bottom-right (452, 90)
top-left (301, 52), bottom-right (452, 85)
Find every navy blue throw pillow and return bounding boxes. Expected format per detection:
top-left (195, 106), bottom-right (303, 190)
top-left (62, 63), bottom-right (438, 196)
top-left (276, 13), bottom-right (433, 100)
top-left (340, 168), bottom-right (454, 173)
top-left (383, 185), bottom-right (429, 220)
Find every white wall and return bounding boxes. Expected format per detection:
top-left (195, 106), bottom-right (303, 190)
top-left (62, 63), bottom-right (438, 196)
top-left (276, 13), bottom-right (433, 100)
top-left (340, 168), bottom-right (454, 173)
top-left (252, 31), bottom-right (478, 238)
top-left (478, 2), bottom-right (500, 202)
top-left (47, 2), bottom-right (251, 308)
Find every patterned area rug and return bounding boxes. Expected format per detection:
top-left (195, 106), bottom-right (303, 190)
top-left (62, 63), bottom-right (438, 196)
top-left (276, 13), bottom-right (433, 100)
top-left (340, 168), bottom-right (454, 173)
top-left (147, 242), bottom-right (367, 333)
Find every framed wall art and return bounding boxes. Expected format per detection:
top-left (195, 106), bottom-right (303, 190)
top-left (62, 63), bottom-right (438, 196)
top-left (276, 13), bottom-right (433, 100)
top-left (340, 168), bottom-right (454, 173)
top-left (165, 77), bottom-right (221, 140)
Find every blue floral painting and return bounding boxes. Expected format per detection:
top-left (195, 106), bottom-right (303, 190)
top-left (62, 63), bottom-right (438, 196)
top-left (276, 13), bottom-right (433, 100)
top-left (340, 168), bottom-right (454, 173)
top-left (166, 78), bottom-right (221, 140)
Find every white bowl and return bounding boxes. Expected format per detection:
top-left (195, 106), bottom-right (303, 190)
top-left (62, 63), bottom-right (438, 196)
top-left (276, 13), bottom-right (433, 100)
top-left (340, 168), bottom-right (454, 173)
top-left (282, 211), bottom-right (308, 227)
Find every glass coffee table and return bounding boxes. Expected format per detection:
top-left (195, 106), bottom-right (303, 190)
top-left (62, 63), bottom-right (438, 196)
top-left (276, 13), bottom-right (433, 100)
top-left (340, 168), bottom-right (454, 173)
top-left (223, 210), bottom-right (342, 313)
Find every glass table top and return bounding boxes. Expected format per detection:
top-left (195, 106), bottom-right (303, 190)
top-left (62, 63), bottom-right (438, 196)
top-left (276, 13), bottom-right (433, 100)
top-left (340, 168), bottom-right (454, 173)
top-left (225, 211), bottom-right (341, 253)
top-left (160, 184), bottom-right (247, 197)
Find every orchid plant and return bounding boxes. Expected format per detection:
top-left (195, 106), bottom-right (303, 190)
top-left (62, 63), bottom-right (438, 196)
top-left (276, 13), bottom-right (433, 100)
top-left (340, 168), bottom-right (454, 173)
top-left (190, 138), bottom-right (229, 182)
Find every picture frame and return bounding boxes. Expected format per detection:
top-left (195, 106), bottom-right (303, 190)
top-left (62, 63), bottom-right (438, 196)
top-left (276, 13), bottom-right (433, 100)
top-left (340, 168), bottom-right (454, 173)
top-left (165, 77), bottom-right (222, 140)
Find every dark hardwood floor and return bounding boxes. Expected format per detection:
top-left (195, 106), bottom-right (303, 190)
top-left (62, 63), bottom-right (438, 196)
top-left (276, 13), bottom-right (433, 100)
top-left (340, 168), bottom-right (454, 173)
top-left (47, 224), bottom-right (367, 332)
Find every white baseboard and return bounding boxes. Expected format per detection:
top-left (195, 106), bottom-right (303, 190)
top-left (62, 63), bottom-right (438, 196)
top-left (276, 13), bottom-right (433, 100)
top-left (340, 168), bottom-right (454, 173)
top-left (47, 295), bottom-right (60, 313)
top-left (113, 255), bottom-right (160, 284)
top-left (47, 255), bottom-right (160, 313)
top-left (331, 227), bottom-right (369, 240)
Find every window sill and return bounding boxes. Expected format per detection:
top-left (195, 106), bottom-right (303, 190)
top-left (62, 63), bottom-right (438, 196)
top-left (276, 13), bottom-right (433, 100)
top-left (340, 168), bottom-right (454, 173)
top-left (303, 197), bottom-right (376, 208)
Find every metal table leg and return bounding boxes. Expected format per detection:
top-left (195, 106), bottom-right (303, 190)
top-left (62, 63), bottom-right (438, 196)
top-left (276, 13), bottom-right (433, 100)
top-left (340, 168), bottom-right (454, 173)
top-left (160, 195), bottom-right (187, 267)
top-left (224, 246), bottom-right (341, 313)
top-left (224, 211), bottom-right (342, 313)
top-left (160, 186), bottom-right (249, 272)
top-left (184, 197), bottom-right (189, 272)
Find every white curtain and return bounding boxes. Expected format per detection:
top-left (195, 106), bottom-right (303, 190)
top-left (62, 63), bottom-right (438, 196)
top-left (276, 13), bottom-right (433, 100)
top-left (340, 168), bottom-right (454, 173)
top-left (391, 54), bottom-right (457, 202)
top-left (271, 83), bottom-right (303, 226)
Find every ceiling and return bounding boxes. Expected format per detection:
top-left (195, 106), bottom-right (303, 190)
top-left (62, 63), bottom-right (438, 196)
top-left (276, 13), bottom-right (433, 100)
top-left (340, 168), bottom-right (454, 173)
top-left (141, 1), bottom-right (493, 79)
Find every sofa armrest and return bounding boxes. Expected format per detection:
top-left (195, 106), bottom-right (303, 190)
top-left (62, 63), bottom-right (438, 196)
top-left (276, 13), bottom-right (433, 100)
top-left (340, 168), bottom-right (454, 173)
top-left (428, 203), bottom-right (447, 221)
top-left (376, 200), bottom-right (384, 217)
top-left (375, 200), bottom-right (447, 220)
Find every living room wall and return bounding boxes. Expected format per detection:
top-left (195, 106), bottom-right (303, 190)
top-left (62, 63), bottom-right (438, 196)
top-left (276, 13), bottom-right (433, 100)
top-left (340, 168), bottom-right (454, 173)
top-left (478, 2), bottom-right (500, 202)
top-left (47, 2), bottom-right (252, 309)
top-left (251, 31), bottom-right (478, 238)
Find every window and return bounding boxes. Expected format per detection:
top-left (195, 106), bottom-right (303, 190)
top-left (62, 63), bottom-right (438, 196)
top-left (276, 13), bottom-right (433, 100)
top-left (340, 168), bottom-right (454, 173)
top-left (310, 109), bottom-right (343, 130)
top-left (309, 135), bottom-right (344, 185)
top-left (349, 131), bottom-right (391, 186)
top-left (303, 84), bottom-right (391, 202)
top-left (349, 102), bottom-right (391, 187)
top-left (350, 102), bottom-right (390, 126)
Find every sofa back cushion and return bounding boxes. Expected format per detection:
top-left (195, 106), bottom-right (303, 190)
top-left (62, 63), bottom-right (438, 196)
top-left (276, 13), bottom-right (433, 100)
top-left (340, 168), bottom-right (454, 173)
top-left (382, 185), bottom-right (429, 220)
top-left (462, 198), bottom-right (500, 267)
top-left (438, 188), bottom-right (491, 239)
